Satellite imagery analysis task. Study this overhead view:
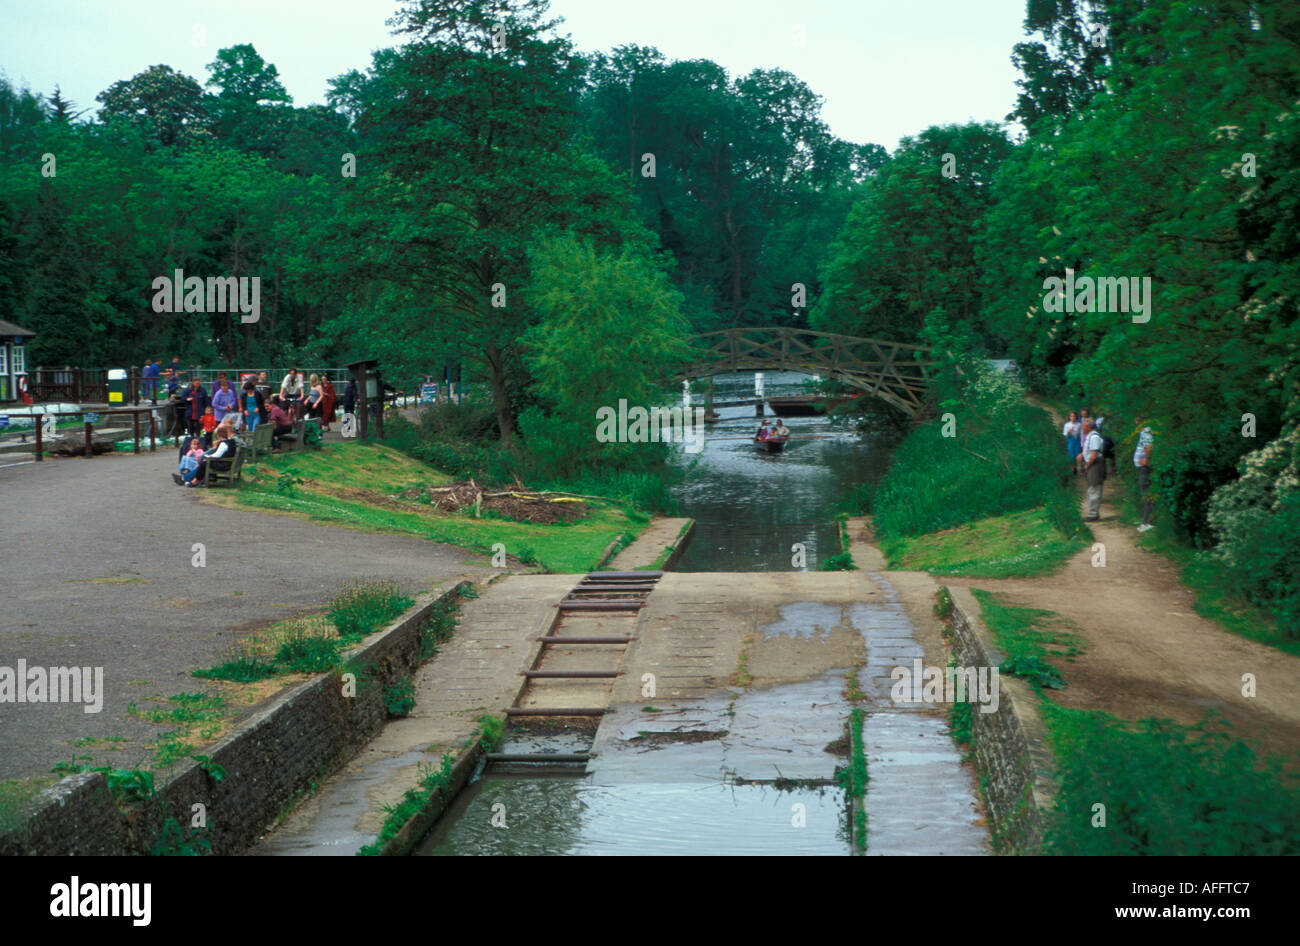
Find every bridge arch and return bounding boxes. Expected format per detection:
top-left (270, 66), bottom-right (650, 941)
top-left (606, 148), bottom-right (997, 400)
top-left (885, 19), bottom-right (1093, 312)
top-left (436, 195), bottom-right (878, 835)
top-left (680, 327), bottom-right (936, 418)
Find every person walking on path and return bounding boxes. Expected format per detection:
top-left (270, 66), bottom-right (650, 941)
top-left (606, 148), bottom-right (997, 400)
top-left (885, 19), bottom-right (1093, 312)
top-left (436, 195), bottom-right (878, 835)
top-left (1134, 427), bottom-right (1155, 531)
top-left (1082, 418), bottom-right (1106, 521)
top-left (303, 374), bottom-right (324, 420)
top-left (1063, 410), bottom-right (1082, 474)
top-left (141, 359), bottom-right (159, 403)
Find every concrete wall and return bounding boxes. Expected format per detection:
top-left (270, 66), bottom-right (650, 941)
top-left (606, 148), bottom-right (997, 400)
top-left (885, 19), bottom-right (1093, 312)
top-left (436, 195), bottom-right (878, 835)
top-left (944, 586), bottom-right (1058, 854)
top-left (0, 583), bottom-right (467, 856)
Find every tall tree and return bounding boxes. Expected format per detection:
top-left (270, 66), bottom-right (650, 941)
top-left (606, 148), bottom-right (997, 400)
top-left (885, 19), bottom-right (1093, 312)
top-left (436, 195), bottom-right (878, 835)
top-left (307, 0), bottom-right (653, 442)
top-left (95, 64), bottom-right (211, 148)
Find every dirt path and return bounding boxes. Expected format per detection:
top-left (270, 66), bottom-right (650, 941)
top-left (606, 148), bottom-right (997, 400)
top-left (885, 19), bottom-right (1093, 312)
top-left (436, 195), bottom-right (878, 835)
top-left (941, 401), bottom-right (1300, 760)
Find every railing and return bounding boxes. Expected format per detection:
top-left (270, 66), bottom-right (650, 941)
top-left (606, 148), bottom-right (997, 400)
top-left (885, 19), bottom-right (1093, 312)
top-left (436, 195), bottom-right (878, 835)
top-left (682, 327), bottom-right (937, 417)
top-left (0, 406), bottom-right (166, 467)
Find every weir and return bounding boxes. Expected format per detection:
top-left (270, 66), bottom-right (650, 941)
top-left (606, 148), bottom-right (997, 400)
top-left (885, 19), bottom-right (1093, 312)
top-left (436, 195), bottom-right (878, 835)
top-left (254, 372), bottom-right (987, 856)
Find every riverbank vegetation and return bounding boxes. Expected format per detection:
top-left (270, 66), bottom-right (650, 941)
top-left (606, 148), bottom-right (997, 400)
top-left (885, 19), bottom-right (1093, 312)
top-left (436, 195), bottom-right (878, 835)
top-left (814, 1), bottom-right (1300, 642)
top-left (866, 362), bottom-right (1092, 578)
top-left (970, 590), bottom-right (1300, 854)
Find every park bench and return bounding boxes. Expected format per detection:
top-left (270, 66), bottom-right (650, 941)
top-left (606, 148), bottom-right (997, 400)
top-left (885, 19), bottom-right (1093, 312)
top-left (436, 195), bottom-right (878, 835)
top-left (277, 419), bottom-right (306, 453)
top-left (248, 423), bottom-right (274, 460)
top-left (203, 445), bottom-right (246, 487)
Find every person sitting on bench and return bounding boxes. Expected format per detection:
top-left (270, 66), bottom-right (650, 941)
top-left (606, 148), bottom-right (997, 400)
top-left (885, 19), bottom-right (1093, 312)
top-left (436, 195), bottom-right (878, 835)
top-left (267, 395), bottom-right (293, 448)
top-left (189, 420), bottom-right (239, 487)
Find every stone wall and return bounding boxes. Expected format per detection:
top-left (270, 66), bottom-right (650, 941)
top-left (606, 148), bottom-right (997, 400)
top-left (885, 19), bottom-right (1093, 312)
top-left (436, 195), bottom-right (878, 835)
top-left (0, 583), bottom-right (467, 856)
top-left (944, 586), bottom-right (1058, 854)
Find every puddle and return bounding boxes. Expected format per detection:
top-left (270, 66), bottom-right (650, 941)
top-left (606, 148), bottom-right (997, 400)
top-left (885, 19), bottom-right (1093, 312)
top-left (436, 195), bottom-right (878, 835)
top-left (758, 602), bottom-right (844, 640)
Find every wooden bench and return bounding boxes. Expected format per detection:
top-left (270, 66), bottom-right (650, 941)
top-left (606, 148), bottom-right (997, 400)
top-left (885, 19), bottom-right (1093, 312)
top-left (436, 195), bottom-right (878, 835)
top-left (203, 445), bottom-right (246, 487)
top-left (248, 423), bottom-right (274, 460)
top-left (277, 419), bottom-right (306, 453)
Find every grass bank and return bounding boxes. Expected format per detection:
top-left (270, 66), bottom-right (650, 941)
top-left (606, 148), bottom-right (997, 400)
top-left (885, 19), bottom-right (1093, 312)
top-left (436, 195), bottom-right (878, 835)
top-left (862, 364), bottom-right (1091, 579)
top-left (227, 442), bottom-right (648, 574)
top-left (970, 588), bottom-right (1300, 854)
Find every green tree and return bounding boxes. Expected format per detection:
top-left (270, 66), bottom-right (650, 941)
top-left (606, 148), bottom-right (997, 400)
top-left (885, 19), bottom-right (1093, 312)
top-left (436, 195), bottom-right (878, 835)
top-left (520, 234), bottom-right (693, 475)
top-left (308, 0), bottom-right (651, 443)
top-left (95, 64), bottom-right (211, 148)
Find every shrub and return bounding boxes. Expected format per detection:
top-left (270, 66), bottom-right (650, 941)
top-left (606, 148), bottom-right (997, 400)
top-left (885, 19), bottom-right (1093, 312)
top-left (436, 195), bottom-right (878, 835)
top-left (1042, 709), bottom-right (1300, 855)
top-left (1205, 424), bottom-right (1300, 637)
top-left (383, 680), bottom-right (416, 717)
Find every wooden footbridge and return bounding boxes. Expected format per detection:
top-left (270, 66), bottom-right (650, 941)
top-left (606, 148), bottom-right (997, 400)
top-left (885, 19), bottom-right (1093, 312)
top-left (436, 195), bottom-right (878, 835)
top-left (681, 327), bottom-right (936, 417)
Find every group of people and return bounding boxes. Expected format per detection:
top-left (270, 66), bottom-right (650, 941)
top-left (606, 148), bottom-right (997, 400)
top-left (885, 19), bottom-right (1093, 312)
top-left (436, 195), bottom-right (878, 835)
top-left (163, 364), bottom-right (360, 487)
top-left (1061, 409), bottom-right (1155, 531)
top-left (755, 417), bottom-right (790, 441)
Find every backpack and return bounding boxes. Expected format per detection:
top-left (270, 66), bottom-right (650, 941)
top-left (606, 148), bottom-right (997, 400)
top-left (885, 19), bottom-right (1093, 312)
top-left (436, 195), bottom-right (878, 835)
top-left (1100, 432), bottom-right (1116, 460)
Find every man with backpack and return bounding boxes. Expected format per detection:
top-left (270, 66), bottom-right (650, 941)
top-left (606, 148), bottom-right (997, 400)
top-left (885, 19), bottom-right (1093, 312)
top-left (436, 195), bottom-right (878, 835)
top-left (1082, 418), bottom-right (1106, 521)
top-left (1095, 417), bottom-right (1118, 477)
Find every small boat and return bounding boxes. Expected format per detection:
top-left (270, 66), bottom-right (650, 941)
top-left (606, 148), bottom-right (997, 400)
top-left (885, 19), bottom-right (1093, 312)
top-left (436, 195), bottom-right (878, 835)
top-left (754, 434), bottom-right (788, 453)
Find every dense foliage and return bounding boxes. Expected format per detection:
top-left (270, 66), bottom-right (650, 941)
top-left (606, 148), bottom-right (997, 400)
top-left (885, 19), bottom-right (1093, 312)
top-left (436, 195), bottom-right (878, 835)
top-left (815, 0), bottom-right (1300, 635)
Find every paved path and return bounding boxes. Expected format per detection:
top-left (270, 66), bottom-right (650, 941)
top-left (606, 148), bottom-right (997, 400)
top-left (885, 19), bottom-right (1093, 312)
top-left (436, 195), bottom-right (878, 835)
top-left (0, 449), bottom-right (494, 779)
top-left (255, 575), bottom-right (571, 854)
top-left (605, 518), bottom-right (693, 571)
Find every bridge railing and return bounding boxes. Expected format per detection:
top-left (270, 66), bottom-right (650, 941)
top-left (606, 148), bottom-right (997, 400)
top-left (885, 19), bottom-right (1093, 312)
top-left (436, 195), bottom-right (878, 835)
top-left (681, 327), bottom-right (937, 416)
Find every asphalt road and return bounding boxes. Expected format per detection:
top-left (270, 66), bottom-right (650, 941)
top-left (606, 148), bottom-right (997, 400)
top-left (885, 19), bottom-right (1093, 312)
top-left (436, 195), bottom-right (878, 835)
top-left (0, 447), bottom-right (494, 779)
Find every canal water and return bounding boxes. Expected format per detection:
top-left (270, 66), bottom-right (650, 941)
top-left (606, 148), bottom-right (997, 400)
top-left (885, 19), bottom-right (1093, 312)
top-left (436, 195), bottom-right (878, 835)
top-left (412, 371), bottom-right (914, 857)
top-left (671, 371), bottom-right (890, 572)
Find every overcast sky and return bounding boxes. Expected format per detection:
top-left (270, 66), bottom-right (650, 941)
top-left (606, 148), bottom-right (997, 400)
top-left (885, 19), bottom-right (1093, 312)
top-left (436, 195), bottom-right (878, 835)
top-left (1, 0), bottom-right (1029, 150)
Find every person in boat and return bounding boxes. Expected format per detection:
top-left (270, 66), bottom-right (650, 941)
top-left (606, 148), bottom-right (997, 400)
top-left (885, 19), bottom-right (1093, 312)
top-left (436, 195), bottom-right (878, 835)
top-left (755, 421), bottom-right (775, 441)
top-left (773, 418), bottom-right (790, 440)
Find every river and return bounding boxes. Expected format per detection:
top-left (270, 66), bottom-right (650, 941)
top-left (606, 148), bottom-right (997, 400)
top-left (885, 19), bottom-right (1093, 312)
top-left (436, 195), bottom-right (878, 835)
top-left (672, 371), bottom-right (890, 572)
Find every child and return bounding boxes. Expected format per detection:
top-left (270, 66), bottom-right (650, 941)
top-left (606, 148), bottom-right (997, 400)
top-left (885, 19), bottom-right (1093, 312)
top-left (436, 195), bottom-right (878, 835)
top-left (174, 439), bottom-right (205, 486)
top-left (200, 406), bottom-right (219, 448)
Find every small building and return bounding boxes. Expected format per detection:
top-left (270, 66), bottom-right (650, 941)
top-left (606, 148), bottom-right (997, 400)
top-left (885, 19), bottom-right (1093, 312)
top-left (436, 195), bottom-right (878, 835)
top-left (0, 319), bottom-right (34, 402)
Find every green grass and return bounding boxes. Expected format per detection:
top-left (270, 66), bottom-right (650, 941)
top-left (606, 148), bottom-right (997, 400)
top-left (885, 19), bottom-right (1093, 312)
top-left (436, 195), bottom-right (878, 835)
top-left (820, 514), bottom-right (858, 571)
top-left (234, 444), bottom-right (643, 574)
top-left (127, 692), bottom-right (230, 767)
top-left (0, 777), bottom-right (55, 836)
top-left (327, 580), bottom-right (414, 639)
top-left (964, 586), bottom-right (1300, 854)
top-left (837, 707), bottom-right (868, 853)
top-left (357, 714), bottom-right (503, 856)
top-left (971, 588), bottom-right (1083, 689)
top-left (884, 508), bottom-right (1090, 578)
top-left (1040, 703), bottom-right (1300, 855)
top-left (194, 580), bottom-right (426, 683)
